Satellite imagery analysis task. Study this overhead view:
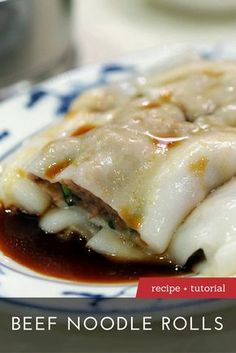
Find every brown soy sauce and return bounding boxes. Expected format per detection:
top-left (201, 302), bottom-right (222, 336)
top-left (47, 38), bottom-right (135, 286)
top-left (0, 209), bottom-right (184, 283)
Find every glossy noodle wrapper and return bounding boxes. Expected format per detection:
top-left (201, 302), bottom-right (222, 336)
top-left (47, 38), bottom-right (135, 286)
top-left (2, 60), bottom-right (236, 276)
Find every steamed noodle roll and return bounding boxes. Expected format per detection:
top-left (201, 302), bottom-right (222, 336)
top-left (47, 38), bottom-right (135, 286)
top-left (168, 177), bottom-right (236, 275)
top-left (2, 61), bottom-right (236, 274)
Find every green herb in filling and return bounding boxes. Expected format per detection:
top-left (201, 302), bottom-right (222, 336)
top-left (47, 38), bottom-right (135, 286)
top-left (61, 184), bottom-right (75, 206)
top-left (108, 219), bottom-right (116, 229)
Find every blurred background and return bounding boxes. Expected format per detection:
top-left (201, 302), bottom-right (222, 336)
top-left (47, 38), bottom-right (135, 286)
top-left (1, 0), bottom-right (236, 99)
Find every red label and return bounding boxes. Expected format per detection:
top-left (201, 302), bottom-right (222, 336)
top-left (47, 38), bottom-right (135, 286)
top-left (136, 277), bottom-right (236, 298)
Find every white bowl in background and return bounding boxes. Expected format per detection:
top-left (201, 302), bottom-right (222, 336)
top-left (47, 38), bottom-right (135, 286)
top-left (151, 0), bottom-right (236, 14)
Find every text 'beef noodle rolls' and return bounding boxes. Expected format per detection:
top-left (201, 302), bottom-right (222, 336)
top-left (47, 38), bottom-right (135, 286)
top-left (2, 60), bottom-right (236, 277)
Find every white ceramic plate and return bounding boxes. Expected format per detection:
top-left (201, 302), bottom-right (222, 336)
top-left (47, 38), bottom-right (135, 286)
top-left (0, 43), bottom-right (235, 314)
